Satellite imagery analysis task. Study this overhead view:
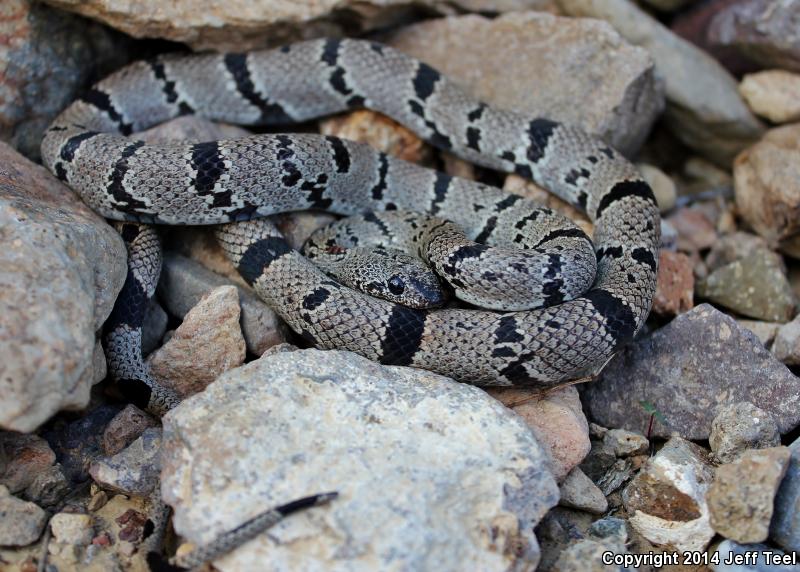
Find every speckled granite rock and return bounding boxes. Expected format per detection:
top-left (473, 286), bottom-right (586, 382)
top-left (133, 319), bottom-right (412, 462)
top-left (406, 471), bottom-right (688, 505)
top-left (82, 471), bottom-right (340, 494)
top-left (385, 12), bottom-right (663, 156)
top-left (582, 304), bottom-right (800, 439)
top-left (0, 142), bottom-right (126, 432)
top-left (161, 349), bottom-right (558, 571)
top-left (709, 402), bottom-right (780, 463)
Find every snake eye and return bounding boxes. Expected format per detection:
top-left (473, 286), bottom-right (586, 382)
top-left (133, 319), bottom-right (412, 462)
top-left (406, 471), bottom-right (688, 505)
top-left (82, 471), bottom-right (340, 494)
top-left (388, 276), bottom-right (405, 295)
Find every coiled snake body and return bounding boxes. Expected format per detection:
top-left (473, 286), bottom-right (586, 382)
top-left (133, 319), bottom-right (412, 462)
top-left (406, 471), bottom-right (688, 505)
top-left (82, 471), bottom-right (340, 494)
top-left (42, 38), bottom-right (660, 414)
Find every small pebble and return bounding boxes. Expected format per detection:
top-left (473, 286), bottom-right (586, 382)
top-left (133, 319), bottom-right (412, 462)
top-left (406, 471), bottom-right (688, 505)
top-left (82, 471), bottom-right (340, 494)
top-left (637, 163), bottom-right (676, 213)
top-left (739, 70), bottom-right (800, 124)
top-left (709, 402), bottom-right (780, 463)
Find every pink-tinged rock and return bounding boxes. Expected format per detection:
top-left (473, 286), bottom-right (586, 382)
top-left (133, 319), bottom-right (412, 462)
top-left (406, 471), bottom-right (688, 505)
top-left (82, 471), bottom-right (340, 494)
top-left (652, 250), bottom-right (694, 317)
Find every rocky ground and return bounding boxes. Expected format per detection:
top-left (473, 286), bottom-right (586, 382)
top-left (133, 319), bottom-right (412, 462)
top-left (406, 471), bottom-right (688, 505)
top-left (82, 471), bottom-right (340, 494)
top-left (2, 0), bottom-right (800, 570)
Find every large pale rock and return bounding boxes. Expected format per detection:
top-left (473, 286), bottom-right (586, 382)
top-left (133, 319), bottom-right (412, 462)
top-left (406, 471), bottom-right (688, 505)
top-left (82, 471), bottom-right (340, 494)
top-left (148, 285), bottom-right (246, 397)
top-left (734, 124), bottom-right (800, 243)
top-left (622, 437), bottom-right (715, 552)
top-left (385, 12), bottom-right (663, 156)
top-left (739, 71), bottom-right (800, 124)
top-left (0, 0), bottom-right (130, 159)
top-left (0, 142), bottom-right (126, 432)
top-left (558, 0), bottom-right (764, 165)
top-left (161, 349), bottom-right (559, 571)
top-left (488, 386), bottom-right (590, 482)
top-left (707, 447), bottom-right (791, 543)
top-left (42, 0), bottom-right (553, 52)
top-left (0, 485), bottom-right (46, 547)
top-left (158, 254), bottom-right (289, 355)
top-left (582, 304), bottom-right (800, 439)
top-left (771, 438), bottom-right (800, 552)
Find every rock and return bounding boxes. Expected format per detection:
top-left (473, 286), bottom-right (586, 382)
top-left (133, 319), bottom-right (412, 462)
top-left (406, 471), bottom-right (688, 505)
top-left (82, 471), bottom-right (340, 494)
top-left (588, 516), bottom-right (628, 544)
top-left (488, 386), bottom-right (590, 481)
top-left (50, 512), bottom-right (94, 545)
top-left (652, 250), bottom-right (694, 317)
top-left (559, 468), bottom-right (608, 514)
top-left (709, 403), bottom-right (781, 463)
top-left (42, 404), bottom-right (121, 482)
top-left (558, 0), bottom-right (764, 166)
top-left (602, 429), bottom-right (649, 457)
top-left (737, 320), bottom-right (780, 348)
top-left (89, 428), bottom-right (161, 496)
top-left (705, 231), bottom-right (769, 271)
top-left (41, 0), bottom-right (550, 52)
top-left (23, 464), bottom-right (70, 508)
top-left (319, 110), bottom-right (433, 164)
top-left (771, 437), bottom-right (800, 552)
top-left (708, 0), bottom-right (800, 73)
top-left (273, 212), bottom-right (340, 251)
top-left (161, 348), bottom-right (558, 570)
top-left (101, 404), bottom-right (158, 456)
top-left (740, 71), bottom-right (800, 124)
top-left (87, 489), bottom-right (108, 512)
top-left (158, 253), bottom-right (289, 356)
top-left (552, 538), bottom-right (629, 572)
top-left (667, 206), bottom-right (718, 253)
top-left (141, 299), bottom-right (168, 356)
top-left (503, 175), bottom-right (593, 236)
top-left (0, 485), bottom-right (46, 546)
top-left (0, 0), bottom-right (130, 159)
top-left (771, 318), bottom-right (800, 365)
top-left (684, 155), bottom-right (734, 190)
top-left (386, 12), bottom-right (663, 156)
top-left (734, 124), bottom-right (800, 243)
top-left (598, 458), bottom-right (644, 497)
top-left (582, 304), bottom-right (800, 440)
top-left (535, 507), bottom-right (595, 571)
top-left (712, 539), bottom-right (800, 572)
top-left (0, 143), bottom-right (127, 432)
top-left (637, 163), bottom-right (676, 213)
top-left (707, 446), bottom-right (791, 543)
top-left (0, 432), bottom-right (56, 493)
top-left (696, 249), bottom-right (795, 322)
top-left (623, 437), bottom-right (715, 552)
top-left (147, 285), bottom-right (246, 397)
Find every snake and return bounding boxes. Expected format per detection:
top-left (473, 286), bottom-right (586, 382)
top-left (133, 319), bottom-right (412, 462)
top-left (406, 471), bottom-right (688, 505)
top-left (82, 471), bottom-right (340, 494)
top-left (40, 37), bottom-right (660, 566)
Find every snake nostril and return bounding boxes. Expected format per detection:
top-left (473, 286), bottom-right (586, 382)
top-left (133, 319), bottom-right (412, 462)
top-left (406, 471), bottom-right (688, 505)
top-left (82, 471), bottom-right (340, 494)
top-left (388, 276), bottom-right (405, 295)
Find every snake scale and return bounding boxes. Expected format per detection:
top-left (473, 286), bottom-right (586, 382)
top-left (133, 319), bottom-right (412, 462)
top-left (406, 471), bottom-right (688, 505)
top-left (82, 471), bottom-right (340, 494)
top-left (40, 36), bottom-right (660, 566)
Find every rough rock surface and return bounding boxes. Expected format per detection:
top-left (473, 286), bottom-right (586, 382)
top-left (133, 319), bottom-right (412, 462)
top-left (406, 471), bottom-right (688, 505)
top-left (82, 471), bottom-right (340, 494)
top-left (148, 286), bottom-right (246, 397)
top-left (652, 250), bottom-right (694, 317)
top-left (558, 468), bottom-right (608, 514)
top-left (712, 539), bottom-right (800, 572)
top-left (707, 446), bottom-right (791, 543)
top-left (734, 124), bottom-right (800, 243)
top-left (709, 402), bottom-right (780, 463)
top-left (558, 0), bottom-right (764, 165)
top-left (49, 512), bottom-right (94, 545)
top-left (101, 404), bottom-right (158, 456)
top-left (161, 349), bottom-right (558, 571)
top-left (708, 0), bottom-right (800, 72)
top-left (737, 319), bottom-right (780, 348)
top-left (696, 249), bottom-right (795, 322)
top-left (739, 71), bottom-right (800, 124)
top-left (385, 12), bottom-right (663, 156)
top-left (771, 438), bottom-right (800, 552)
top-left (488, 387), bottom-right (590, 482)
top-left (158, 254), bottom-right (289, 355)
top-left (0, 485), bottom-right (46, 547)
top-left (705, 231), bottom-right (768, 271)
top-left (0, 0), bottom-right (130, 159)
top-left (89, 428), bottom-right (162, 496)
top-left (582, 304), bottom-right (800, 439)
top-left (622, 437), bottom-right (715, 552)
top-left (0, 432), bottom-right (56, 493)
top-left (0, 142), bottom-right (126, 432)
top-left (42, 0), bottom-right (553, 52)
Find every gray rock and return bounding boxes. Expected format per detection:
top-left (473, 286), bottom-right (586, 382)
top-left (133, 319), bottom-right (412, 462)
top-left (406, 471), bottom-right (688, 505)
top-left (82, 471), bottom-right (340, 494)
top-left (0, 432), bottom-right (56, 493)
top-left (559, 468), bottom-right (608, 514)
top-left (553, 538), bottom-right (630, 572)
top-left (697, 249), bottom-right (795, 323)
top-left (708, 0), bottom-right (800, 73)
top-left (535, 507), bottom-right (595, 571)
top-left (623, 437), bottom-right (715, 552)
top-left (588, 517), bottom-right (628, 544)
top-left (770, 438), bottom-right (800, 553)
top-left (774, 315), bottom-right (800, 365)
top-left (708, 447), bottom-right (791, 544)
top-left (161, 348), bottom-right (558, 570)
top-left (158, 253), bottom-right (289, 355)
top-left (89, 427), bottom-right (161, 496)
top-left (0, 485), bottom-right (46, 546)
top-left (582, 304), bottom-right (800, 440)
top-left (737, 320), bottom-right (780, 349)
top-left (101, 404), bottom-right (158, 456)
top-left (0, 0), bottom-right (131, 160)
top-left (386, 12), bottom-right (663, 156)
top-left (705, 231), bottom-right (768, 272)
top-left (709, 402), bottom-right (780, 463)
top-left (23, 464), bottom-right (70, 508)
top-left (0, 142), bottom-right (126, 432)
top-left (712, 539), bottom-right (800, 571)
top-left (142, 299), bottom-right (168, 356)
top-left (558, 0), bottom-right (764, 165)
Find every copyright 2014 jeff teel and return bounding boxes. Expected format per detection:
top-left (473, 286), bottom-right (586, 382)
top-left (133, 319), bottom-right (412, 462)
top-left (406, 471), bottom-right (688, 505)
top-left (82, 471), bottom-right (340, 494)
top-left (601, 548), bottom-right (798, 568)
